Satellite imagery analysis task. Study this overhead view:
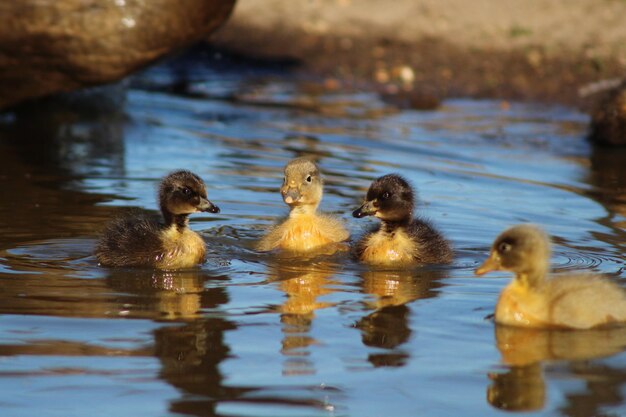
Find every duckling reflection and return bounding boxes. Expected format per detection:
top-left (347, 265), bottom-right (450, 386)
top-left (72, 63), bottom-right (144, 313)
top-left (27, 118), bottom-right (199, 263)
top-left (257, 157), bottom-right (349, 254)
top-left (151, 285), bottom-right (247, 416)
top-left (105, 267), bottom-right (243, 414)
top-left (487, 363), bottom-right (545, 412)
top-left (266, 260), bottom-right (339, 376)
top-left (487, 324), bottom-right (626, 412)
top-left (106, 269), bottom-right (229, 320)
top-left (356, 268), bottom-right (444, 367)
top-left (150, 271), bottom-right (205, 320)
top-left (155, 317), bottom-right (241, 415)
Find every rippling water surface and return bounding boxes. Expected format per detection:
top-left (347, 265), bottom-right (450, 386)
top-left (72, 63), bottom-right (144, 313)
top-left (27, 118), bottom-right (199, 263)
top-left (1, 50), bottom-right (626, 417)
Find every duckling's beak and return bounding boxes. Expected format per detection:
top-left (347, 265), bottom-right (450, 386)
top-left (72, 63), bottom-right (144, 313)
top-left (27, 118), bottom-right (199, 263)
top-left (282, 187), bottom-right (301, 205)
top-left (352, 200), bottom-right (377, 218)
top-left (197, 197), bottom-right (220, 214)
top-left (475, 252), bottom-right (501, 276)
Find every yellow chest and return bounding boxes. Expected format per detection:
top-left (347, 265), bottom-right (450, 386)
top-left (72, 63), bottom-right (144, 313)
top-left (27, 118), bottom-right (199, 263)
top-left (279, 215), bottom-right (335, 252)
top-left (360, 229), bottom-right (416, 265)
top-left (156, 227), bottom-right (206, 270)
top-left (495, 282), bottom-right (548, 328)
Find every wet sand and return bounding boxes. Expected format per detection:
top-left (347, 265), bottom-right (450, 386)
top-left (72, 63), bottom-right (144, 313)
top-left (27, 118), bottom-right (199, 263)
top-left (212, 0), bottom-right (626, 108)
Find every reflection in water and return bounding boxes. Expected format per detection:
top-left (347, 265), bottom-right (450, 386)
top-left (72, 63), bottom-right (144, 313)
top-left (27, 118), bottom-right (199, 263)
top-left (356, 268), bottom-right (444, 367)
top-left (561, 361), bottom-right (626, 417)
top-left (266, 259), bottom-right (339, 376)
top-left (0, 238), bottom-right (124, 317)
top-left (587, 146), bottom-right (626, 244)
top-left (3, 87), bottom-right (126, 177)
top-left (151, 282), bottom-right (242, 417)
top-left (4, 48), bottom-right (626, 416)
top-left (356, 304), bottom-right (411, 367)
top-left (0, 89), bottom-right (126, 248)
top-left (488, 364), bottom-right (545, 412)
top-left (107, 269), bottom-right (229, 320)
top-left (488, 325), bottom-right (626, 413)
top-left (109, 268), bottom-right (250, 416)
top-left (155, 317), bottom-right (242, 417)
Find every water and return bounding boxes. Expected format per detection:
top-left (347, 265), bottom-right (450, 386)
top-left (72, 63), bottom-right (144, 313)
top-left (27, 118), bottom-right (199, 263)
top-left (1, 50), bottom-right (626, 417)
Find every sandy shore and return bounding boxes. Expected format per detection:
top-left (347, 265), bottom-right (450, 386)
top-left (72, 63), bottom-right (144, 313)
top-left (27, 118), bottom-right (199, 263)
top-left (211, 0), bottom-right (626, 107)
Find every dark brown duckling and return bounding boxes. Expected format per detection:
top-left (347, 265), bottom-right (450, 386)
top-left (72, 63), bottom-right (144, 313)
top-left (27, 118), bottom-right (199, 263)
top-left (352, 174), bottom-right (452, 266)
top-left (96, 170), bottom-right (220, 269)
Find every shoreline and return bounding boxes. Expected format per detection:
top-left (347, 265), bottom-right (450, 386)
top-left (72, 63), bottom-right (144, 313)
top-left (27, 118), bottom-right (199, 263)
top-left (211, 0), bottom-right (626, 109)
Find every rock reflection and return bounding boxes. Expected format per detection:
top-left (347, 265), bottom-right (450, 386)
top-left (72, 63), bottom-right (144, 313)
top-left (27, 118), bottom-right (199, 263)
top-left (0, 89), bottom-right (127, 248)
top-left (488, 325), bottom-right (626, 414)
top-left (587, 145), bottom-right (626, 241)
top-left (356, 268), bottom-right (444, 367)
top-left (3, 86), bottom-right (126, 176)
top-left (266, 259), bottom-right (339, 376)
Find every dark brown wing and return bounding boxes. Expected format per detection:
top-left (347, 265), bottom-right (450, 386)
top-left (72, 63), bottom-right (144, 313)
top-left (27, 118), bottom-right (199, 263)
top-left (95, 213), bottom-right (165, 267)
top-left (407, 218), bottom-right (453, 264)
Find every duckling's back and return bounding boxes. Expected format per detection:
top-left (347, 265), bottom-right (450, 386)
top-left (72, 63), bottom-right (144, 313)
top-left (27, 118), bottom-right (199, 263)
top-left (545, 275), bottom-right (626, 329)
top-left (407, 218), bottom-right (453, 264)
top-left (96, 213), bottom-right (165, 267)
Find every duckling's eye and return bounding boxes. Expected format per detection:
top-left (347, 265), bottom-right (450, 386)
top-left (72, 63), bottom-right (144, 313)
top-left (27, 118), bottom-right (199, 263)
top-left (181, 187), bottom-right (192, 196)
top-left (306, 175), bottom-right (312, 183)
top-left (381, 192), bottom-right (391, 200)
top-left (498, 242), bottom-right (512, 253)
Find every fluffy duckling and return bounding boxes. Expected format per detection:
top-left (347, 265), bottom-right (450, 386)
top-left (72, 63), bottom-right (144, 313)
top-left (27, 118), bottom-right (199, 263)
top-left (352, 174), bottom-right (452, 266)
top-left (475, 224), bottom-right (626, 329)
top-left (256, 157), bottom-right (349, 253)
top-left (96, 170), bottom-right (220, 269)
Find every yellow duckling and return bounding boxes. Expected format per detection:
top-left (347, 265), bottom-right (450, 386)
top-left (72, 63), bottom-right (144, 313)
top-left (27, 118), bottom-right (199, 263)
top-left (352, 174), bottom-right (453, 266)
top-left (475, 224), bottom-right (626, 329)
top-left (96, 170), bottom-right (220, 269)
top-left (256, 157), bottom-right (349, 253)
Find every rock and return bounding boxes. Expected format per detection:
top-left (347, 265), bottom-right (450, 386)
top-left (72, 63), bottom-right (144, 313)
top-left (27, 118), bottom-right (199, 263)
top-left (0, 0), bottom-right (235, 110)
top-left (588, 83), bottom-right (626, 146)
top-left (379, 90), bottom-right (440, 111)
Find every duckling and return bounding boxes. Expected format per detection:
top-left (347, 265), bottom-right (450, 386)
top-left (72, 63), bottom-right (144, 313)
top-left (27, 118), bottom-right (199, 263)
top-left (352, 174), bottom-right (452, 266)
top-left (96, 170), bottom-right (220, 269)
top-left (256, 157), bottom-right (349, 253)
top-left (475, 224), bottom-right (626, 329)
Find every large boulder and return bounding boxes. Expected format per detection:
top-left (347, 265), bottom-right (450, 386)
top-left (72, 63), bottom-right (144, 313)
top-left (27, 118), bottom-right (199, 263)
top-left (0, 0), bottom-right (235, 110)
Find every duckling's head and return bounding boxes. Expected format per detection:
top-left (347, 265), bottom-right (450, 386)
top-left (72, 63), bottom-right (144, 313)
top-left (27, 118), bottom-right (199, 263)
top-left (353, 174), bottom-right (414, 222)
top-left (159, 170), bottom-right (220, 218)
top-left (475, 224), bottom-right (551, 286)
top-left (280, 157), bottom-right (323, 210)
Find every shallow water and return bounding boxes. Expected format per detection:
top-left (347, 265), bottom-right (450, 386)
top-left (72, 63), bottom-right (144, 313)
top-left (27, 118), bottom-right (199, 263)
top-left (1, 51), bottom-right (626, 416)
